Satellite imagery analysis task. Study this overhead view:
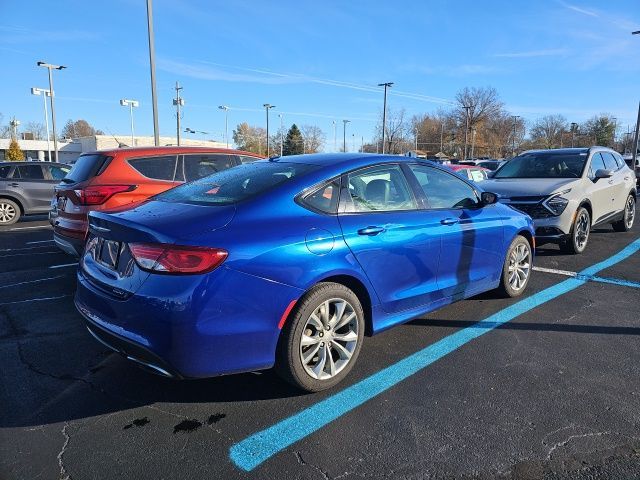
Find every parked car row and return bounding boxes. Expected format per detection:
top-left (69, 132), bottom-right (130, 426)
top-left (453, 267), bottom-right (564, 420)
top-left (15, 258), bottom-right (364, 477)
top-left (1, 146), bottom-right (636, 392)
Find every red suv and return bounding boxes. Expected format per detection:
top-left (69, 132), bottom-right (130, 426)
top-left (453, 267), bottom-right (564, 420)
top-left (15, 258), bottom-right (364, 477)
top-left (50, 146), bottom-right (261, 256)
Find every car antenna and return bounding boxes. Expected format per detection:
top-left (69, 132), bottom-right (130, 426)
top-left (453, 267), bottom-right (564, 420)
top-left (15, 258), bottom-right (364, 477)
top-left (105, 127), bottom-right (129, 148)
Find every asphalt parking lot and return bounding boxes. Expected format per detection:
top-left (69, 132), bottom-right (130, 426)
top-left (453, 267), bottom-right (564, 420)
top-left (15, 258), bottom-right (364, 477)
top-left (1, 214), bottom-right (639, 480)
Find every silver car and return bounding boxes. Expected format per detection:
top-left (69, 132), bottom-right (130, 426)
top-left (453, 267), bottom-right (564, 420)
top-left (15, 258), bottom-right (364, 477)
top-left (483, 147), bottom-right (636, 254)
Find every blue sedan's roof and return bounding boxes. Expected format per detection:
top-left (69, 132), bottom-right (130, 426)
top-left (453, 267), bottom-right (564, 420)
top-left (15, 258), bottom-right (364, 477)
top-left (268, 153), bottom-right (435, 170)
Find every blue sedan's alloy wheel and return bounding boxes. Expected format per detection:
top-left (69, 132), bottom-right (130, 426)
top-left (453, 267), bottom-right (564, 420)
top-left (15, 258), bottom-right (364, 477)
top-left (498, 235), bottom-right (532, 298)
top-left (276, 282), bottom-right (365, 392)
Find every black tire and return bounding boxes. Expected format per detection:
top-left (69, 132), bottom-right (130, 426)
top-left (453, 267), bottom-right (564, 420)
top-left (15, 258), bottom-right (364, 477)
top-left (496, 235), bottom-right (532, 298)
top-left (612, 194), bottom-right (635, 232)
top-left (275, 282), bottom-right (365, 392)
top-left (0, 198), bottom-right (20, 225)
top-left (560, 206), bottom-right (590, 254)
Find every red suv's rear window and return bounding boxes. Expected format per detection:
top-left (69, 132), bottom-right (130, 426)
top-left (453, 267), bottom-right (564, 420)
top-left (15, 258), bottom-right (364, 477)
top-left (63, 154), bottom-right (111, 184)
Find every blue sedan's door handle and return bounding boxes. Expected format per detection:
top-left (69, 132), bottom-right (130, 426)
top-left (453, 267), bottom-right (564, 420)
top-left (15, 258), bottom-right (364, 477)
top-left (440, 217), bottom-right (459, 226)
top-left (358, 226), bottom-right (385, 236)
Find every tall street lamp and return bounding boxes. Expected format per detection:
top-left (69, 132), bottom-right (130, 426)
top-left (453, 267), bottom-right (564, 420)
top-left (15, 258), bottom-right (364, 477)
top-left (120, 99), bottom-right (139, 146)
top-left (263, 104), bottom-right (275, 156)
top-left (31, 87), bottom-right (52, 161)
top-left (462, 104), bottom-right (473, 159)
top-left (332, 120), bottom-right (337, 152)
top-left (37, 61), bottom-right (66, 162)
top-left (218, 105), bottom-right (229, 148)
top-left (277, 113), bottom-right (284, 157)
top-left (146, 0), bottom-right (159, 146)
top-left (632, 31), bottom-right (640, 161)
top-left (342, 120), bottom-right (351, 152)
top-left (378, 82), bottom-right (393, 153)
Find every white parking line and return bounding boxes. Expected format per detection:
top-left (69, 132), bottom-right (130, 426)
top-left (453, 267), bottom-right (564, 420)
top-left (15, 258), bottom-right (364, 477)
top-left (26, 240), bottom-right (54, 245)
top-left (532, 266), bottom-right (578, 277)
top-left (0, 295), bottom-right (69, 306)
top-left (49, 263), bottom-right (78, 269)
top-left (0, 276), bottom-right (64, 290)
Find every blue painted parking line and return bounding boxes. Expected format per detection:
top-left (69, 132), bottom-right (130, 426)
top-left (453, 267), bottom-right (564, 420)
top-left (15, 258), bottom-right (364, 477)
top-left (229, 238), bottom-right (640, 472)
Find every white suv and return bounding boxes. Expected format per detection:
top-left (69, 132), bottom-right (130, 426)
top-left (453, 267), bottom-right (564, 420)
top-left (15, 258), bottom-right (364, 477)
top-left (483, 147), bottom-right (636, 254)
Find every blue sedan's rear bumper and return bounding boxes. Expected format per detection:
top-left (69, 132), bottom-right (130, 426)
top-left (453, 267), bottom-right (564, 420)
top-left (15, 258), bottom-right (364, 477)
top-left (75, 266), bottom-right (304, 378)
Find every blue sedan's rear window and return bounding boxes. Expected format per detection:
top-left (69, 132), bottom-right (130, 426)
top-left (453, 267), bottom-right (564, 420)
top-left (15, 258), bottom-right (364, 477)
top-left (155, 161), bottom-right (318, 205)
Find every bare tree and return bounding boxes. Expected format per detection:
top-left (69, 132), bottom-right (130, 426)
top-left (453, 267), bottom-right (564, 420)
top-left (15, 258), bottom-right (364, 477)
top-left (374, 108), bottom-right (411, 154)
top-left (529, 115), bottom-right (568, 149)
top-left (300, 125), bottom-right (325, 153)
top-left (25, 122), bottom-right (47, 140)
top-left (454, 87), bottom-right (504, 129)
top-left (61, 119), bottom-right (104, 139)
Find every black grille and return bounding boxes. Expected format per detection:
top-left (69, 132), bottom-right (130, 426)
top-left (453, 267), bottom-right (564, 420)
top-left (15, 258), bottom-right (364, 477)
top-left (512, 203), bottom-right (554, 219)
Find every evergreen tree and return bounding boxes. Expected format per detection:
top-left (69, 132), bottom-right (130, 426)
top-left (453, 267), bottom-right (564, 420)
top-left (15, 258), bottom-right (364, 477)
top-left (283, 124), bottom-right (304, 156)
top-left (6, 138), bottom-right (24, 161)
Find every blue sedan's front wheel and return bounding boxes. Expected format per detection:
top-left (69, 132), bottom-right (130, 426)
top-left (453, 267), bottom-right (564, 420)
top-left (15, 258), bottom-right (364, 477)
top-left (276, 282), bottom-right (365, 392)
top-left (498, 235), bottom-right (532, 298)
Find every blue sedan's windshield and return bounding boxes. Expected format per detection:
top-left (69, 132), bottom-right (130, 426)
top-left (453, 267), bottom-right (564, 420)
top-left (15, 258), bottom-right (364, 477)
top-left (155, 161), bottom-right (318, 205)
top-left (494, 152), bottom-right (587, 179)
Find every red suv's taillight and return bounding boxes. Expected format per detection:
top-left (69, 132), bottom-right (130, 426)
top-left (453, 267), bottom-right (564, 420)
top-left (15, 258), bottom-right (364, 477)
top-left (128, 243), bottom-right (228, 274)
top-left (74, 185), bottom-right (136, 205)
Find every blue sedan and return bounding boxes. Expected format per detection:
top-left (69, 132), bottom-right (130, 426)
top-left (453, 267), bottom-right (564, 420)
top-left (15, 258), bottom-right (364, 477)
top-left (75, 154), bottom-right (534, 391)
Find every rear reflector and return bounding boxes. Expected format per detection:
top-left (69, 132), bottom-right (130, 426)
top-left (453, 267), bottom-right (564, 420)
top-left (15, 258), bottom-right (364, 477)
top-left (74, 185), bottom-right (136, 205)
top-left (129, 243), bottom-right (228, 274)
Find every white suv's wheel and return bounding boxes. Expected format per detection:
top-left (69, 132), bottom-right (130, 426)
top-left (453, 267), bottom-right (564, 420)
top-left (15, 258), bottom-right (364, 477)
top-left (612, 194), bottom-right (635, 232)
top-left (562, 207), bottom-right (590, 254)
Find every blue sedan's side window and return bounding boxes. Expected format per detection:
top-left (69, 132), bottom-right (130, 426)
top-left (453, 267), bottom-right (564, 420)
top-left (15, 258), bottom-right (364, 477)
top-left (409, 165), bottom-right (478, 209)
top-left (346, 164), bottom-right (416, 212)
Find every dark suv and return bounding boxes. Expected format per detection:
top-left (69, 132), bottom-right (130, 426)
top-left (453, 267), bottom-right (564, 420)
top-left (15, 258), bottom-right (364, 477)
top-left (0, 161), bottom-right (71, 225)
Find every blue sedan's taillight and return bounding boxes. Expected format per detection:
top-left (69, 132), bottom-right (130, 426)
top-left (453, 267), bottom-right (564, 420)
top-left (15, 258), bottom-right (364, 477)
top-left (129, 243), bottom-right (227, 274)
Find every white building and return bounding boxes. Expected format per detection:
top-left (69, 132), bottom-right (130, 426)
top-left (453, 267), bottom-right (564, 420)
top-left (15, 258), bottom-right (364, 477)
top-left (0, 135), bottom-right (226, 164)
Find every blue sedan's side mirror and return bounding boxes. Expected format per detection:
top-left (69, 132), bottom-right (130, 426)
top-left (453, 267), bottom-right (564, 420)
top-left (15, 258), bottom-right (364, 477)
top-left (481, 191), bottom-right (498, 205)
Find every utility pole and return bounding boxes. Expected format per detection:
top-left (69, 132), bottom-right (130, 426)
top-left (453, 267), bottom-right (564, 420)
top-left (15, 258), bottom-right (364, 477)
top-left (218, 105), bottom-right (229, 148)
top-left (352, 133), bottom-right (356, 153)
top-left (471, 127), bottom-right (477, 159)
top-left (173, 82), bottom-right (184, 146)
top-left (378, 82), bottom-right (393, 153)
top-left (146, 0), bottom-right (159, 146)
top-left (37, 61), bottom-right (66, 162)
top-left (342, 119), bottom-right (350, 152)
top-left (440, 122), bottom-right (444, 152)
top-left (570, 122), bottom-right (578, 147)
top-left (414, 127), bottom-right (418, 151)
top-left (263, 104), bottom-right (275, 156)
top-left (463, 105), bottom-right (472, 160)
top-left (511, 115), bottom-right (520, 157)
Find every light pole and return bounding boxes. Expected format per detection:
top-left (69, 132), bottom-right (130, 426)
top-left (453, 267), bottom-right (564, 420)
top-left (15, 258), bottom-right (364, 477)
top-left (632, 31), bottom-right (640, 162)
top-left (462, 104), bottom-right (473, 160)
top-left (218, 105), bottom-right (229, 148)
top-left (263, 104), bottom-right (275, 156)
top-left (173, 82), bottom-right (184, 146)
top-left (440, 122), bottom-right (444, 152)
top-left (511, 115), bottom-right (520, 157)
top-left (378, 82), bottom-right (393, 154)
top-left (277, 113), bottom-right (284, 156)
top-left (342, 119), bottom-right (350, 152)
top-left (31, 87), bottom-right (52, 161)
top-left (332, 120), bottom-right (337, 152)
top-left (570, 122), bottom-right (578, 147)
top-left (414, 127), bottom-right (418, 151)
top-left (146, 0), bottom-right (159, 146)
top-left (352, 133), bottom-right (356, 153)
top-left (120, 99), bottom-right (139, 146)
top-left (37, 61), bottom-right (66, 163)
top-left (611, 116), bottom-right (618, 147)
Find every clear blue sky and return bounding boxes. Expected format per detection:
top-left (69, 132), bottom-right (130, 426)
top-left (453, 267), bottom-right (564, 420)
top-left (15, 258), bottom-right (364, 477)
top-left (1, 0), bottom-right (639, 148)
